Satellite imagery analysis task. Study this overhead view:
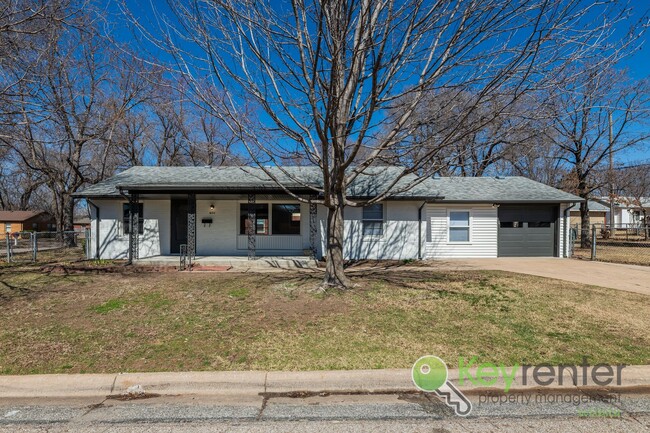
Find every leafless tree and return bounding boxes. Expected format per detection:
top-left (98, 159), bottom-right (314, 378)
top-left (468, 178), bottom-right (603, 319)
top-left (1, 4), bottom-right (150, 232)
top-left (183, 109), bottom-right (243, 166)
top-left (393, 90), bottom-right (549, 176)
top-left (110, 74), bottom-right (244, 168)
top-left (0, 1), bottom-right (78, 213)
top-left (135, 0), bottom-right (633, 288)
top-left (540, 63), bottom-right (650, 247)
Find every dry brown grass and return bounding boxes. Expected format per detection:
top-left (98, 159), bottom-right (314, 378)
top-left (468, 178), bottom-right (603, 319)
top-left (573, 246), bottom-right (650, 266)
top-left (0, 264), bottom-right (648, 374)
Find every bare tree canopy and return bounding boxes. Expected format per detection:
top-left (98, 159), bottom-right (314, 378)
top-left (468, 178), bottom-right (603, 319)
top-left (0, 2), bottom-right (151, 231)
top-left (542, 62), bottom-right (650, 246)
top-left (390, 89), bottom-right (551, 177)
top-left (0, 1), bottom-right (243, 230)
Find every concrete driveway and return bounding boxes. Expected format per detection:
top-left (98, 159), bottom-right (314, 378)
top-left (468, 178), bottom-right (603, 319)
top-left (439, 258), bottom-right (650, 296)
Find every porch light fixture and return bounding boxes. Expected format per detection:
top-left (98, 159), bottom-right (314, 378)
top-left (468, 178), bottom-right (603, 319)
top-left (209, 204), bottom-right (215, 214)
top-left (492, 203), bottom-right (500, 208)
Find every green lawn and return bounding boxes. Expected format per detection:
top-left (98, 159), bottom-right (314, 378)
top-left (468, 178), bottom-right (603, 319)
top-left (0, 262), bottom-right (648, 374)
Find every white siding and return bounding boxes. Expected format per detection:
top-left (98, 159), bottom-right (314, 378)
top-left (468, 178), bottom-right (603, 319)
top-left (424, 204), bottom-right (497, 259)
top-left (91, 199), bottom-right (169, 259)
top-left (343, 201), bottom-right (421, 260)
top-left (235, 235), bottom-right (305, 251)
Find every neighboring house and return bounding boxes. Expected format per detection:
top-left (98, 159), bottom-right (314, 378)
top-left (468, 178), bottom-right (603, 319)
top-left (73, 166), bottom-right (582, 261)
top-left (0, 210), bottom-right (56, 234)
top-left (73, 216), bottom-right (91, 231)
top-left (596, 197), bottom-right (648, 227)
top-left (569, 200), bottom-right (609, 228)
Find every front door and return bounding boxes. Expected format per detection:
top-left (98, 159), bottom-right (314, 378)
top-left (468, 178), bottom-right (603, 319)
top-left (170, 199), bottom-right (188, 254)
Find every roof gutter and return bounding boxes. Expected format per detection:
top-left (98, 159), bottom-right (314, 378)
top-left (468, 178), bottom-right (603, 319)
top-left (418, 201), bottom-right (427, 260)
top-left (438, 199), bottom-right (585, 204)
top-left (563, 202), bottom-right (578, 258)
top-left (86, 199), bottom-right (100, 260)
top-left (117, 184), bottom-right (318, 192)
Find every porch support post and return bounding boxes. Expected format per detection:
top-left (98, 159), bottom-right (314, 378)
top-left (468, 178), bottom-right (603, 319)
top-left (247, 193), bottom-right (256, 260)
top-left (128, 192), bottom-right (139, 264)
top-left (309, 195), bottom-right (317, 259)
top-left (187, 193), bottom-right (196, 262)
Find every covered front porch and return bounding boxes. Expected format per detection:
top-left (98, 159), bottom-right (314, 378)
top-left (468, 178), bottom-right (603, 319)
top-left (122, 191), bottom-right (320, 264)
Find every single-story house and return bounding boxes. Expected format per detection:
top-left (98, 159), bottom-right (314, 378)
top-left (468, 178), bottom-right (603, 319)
top-left (73, 166), bottom-right (582, 262)
top-left (595, 197), bottom-right (648, 227)
top-left (569, 200), bottom-right (609, 228)
top-left (0, 210), bottom-right (56, 234)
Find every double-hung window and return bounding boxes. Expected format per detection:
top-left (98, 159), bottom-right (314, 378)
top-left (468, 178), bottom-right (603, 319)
top-left (362, 204), bottom-right (384, 236)
top-left (122, 203), bottom-right (144, 235)
top-left (449, 211), bottom-right (470, 242)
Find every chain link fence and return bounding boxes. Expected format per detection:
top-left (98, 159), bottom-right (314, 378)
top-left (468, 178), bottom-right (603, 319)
top-left (571, 223), bottom-right (650, 266)
top-left (3, 230), bottom-right (90, 264)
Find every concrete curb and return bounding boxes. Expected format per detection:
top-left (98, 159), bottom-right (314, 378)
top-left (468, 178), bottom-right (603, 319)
top-left (0, 366), bottom-right (648, 399)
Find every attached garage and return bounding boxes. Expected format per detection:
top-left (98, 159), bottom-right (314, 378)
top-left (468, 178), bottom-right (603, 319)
top-left (498, 205), bottom-right (558, 257)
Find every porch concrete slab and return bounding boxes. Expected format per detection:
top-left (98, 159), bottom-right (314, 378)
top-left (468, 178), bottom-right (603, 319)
top-left (135, 255), bottom-right (317, 270)
top-left (427, 258), bottom-right (650, 296)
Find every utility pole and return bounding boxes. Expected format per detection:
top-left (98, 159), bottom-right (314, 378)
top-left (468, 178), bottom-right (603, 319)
top-left (608, 110), bottom-right (615, 232)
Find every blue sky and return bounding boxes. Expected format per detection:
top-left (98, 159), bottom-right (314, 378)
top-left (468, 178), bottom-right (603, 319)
top-left (108, 0), bottom-right (650, 165)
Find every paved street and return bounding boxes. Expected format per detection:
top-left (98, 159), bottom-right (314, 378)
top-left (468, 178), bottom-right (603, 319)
top-left (1, 417), bottom-right (649, 433)
top-left (1, 389), bottom-right (648, 432)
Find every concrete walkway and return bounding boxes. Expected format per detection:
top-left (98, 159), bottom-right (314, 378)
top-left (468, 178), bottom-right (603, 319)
top-left (435, 258), bottom-right (650, 296)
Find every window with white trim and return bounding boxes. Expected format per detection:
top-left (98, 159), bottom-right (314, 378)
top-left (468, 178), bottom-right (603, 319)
top-left (362, 203), bottom-right (384, 236)
top-left (449, 211), bottom-right (470, 242)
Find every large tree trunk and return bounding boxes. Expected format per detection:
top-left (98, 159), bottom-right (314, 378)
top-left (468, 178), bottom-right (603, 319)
top-left (322, 198), bottom-right (351, 289)
top-left (579, 199), bottom-right (591, 249)
top-left (62, 193), bottom-right (76, 246)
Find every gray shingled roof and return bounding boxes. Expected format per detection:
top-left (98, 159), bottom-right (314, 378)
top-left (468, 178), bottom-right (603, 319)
top-left (428, 176), bottom-right (582, 203)
top-left (582, 200), bottom-right (610, 212)
top-left (73, 166), bottom-right (582, 203)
